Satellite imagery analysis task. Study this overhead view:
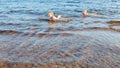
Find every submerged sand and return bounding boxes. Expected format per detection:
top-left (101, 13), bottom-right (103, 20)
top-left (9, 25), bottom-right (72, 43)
top-left (0, 29), bottom-right (120, 68)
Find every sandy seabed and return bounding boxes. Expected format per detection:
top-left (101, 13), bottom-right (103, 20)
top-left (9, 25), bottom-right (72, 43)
top-left (0, 29), bottom-right (120, 68)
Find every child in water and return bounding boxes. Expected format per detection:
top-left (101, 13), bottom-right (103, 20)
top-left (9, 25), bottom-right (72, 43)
top-left (82, 9), bottom-right (88, 16)
top-left (48, 10), bottom-right (90, 22)
top-left (82, 9), bottom-right (100, 16)
top-left (48, 10), bottom-right (88, 21)
top-left (48, 11), bottom-right (61, 21)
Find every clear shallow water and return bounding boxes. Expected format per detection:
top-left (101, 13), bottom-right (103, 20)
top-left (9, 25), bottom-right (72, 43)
top-left (0, 0), bottom-right (120, 36)
top-left (1, 0), bottom-right (120, 67)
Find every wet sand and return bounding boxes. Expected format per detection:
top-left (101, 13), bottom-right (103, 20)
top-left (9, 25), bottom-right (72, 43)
top-left (0, 28), bottom-right (120, 68)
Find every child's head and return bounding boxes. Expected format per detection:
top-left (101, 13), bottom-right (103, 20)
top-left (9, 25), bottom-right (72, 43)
top-left (82, 9), bottom-right (87, 16)
top-left (48, 11), bottom-right (54, 18)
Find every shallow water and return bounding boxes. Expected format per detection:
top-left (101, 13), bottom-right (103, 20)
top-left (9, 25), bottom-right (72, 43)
top-left (0, 0), bottom-right (120, 68)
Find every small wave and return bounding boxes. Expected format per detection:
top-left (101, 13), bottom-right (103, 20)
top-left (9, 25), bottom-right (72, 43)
top-left (5, 23), bottom-right (21, 26)
top-left (35, 32), bottom-right (73, 37)
top-left (107, 20), bottom-right (120, 25)
top-left (0, 30), bottom-right (21, 34)
top-left (79, 27), bottom-right (120, 32)
top-left (38, 18), bottom-right (49, 22)
top-left (7, 10), bottom-right (42, 15)
top-left (67, 1), bottom-right (81, 3)
top-left (0, 22), bottom-right (42, 27)
top-left (0, 22), bottom-right (23, 26)
top-left (54, 26), bottom-right (120, 33)
top-left (0, 15), bottom-right (8, 18)
top-left (74, 9), bottom-right (82, 13)
top-left (38, 17), bottom-right (71, 23)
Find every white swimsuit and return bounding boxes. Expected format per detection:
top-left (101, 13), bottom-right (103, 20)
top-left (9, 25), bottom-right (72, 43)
top-left (52, 15), bottom-right (61, 20)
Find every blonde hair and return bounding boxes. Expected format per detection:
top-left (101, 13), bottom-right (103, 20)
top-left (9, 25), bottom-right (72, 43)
top-left (48, 11), bottom-right (54, 18)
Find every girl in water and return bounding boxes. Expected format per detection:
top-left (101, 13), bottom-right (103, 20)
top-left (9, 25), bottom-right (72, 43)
top-left (48, 11), bottom-right (61, 21)
top-left (48, 11), bottom-right (72, 23)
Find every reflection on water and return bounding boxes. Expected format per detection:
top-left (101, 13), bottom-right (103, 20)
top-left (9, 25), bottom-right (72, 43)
top-left (48, 20), bottom-right (55, 25)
